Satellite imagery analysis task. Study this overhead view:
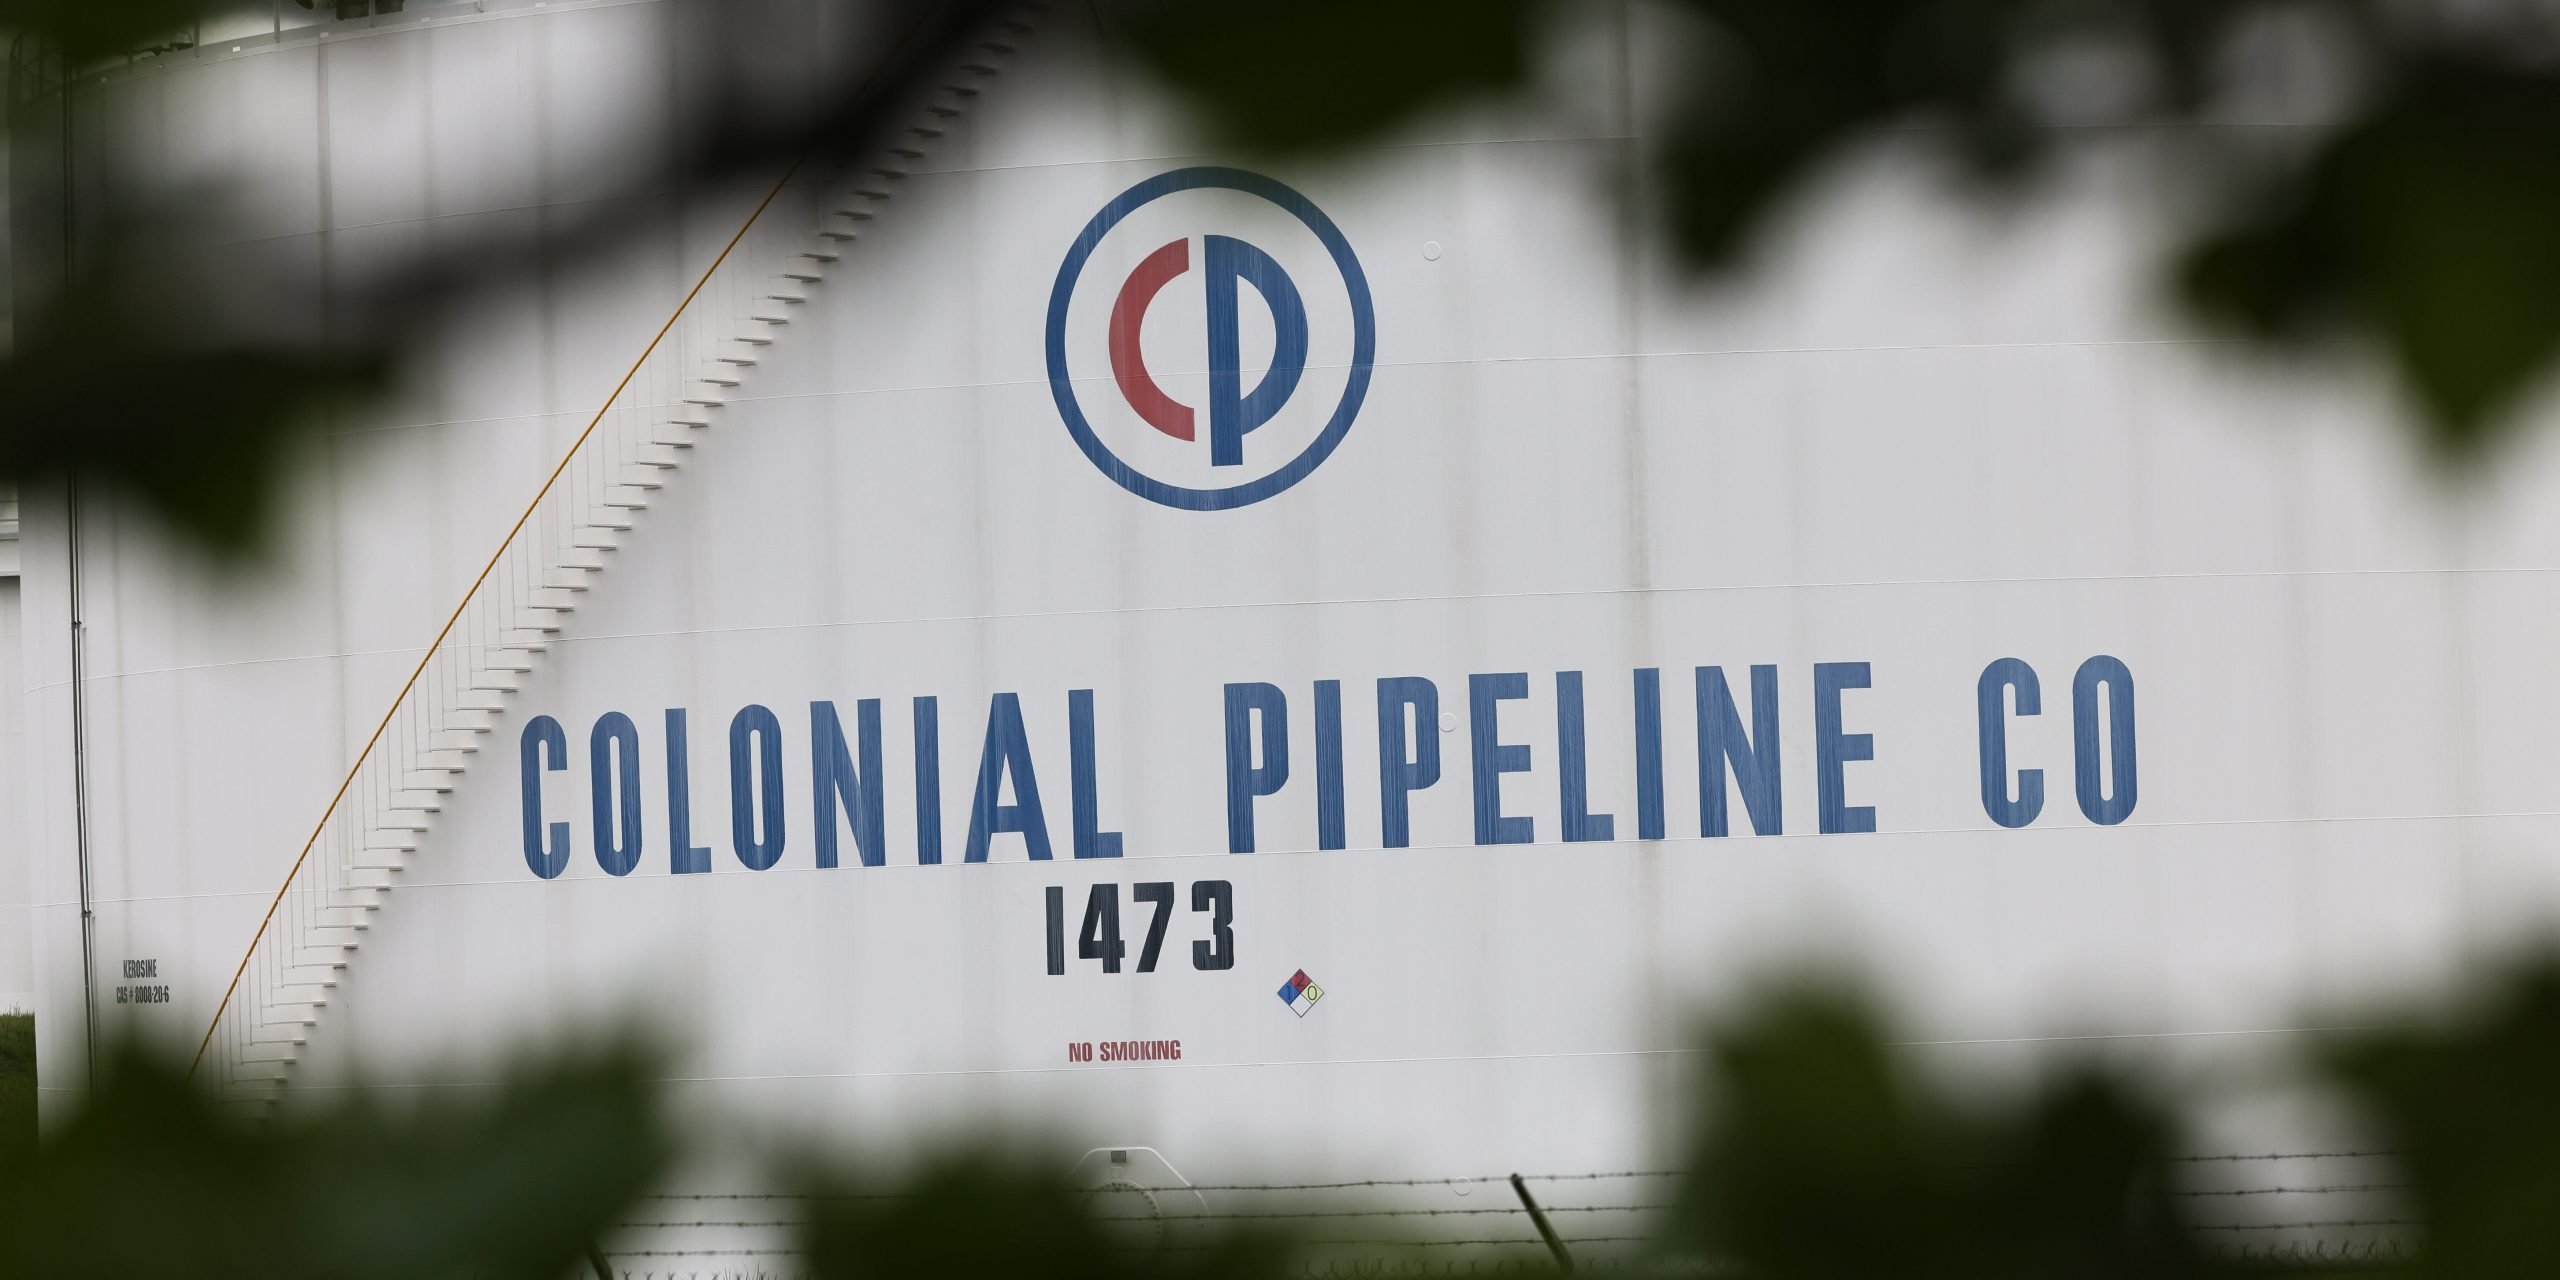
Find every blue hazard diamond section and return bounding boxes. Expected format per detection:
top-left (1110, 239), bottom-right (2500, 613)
top-left (1276, 968), bottom-right (1325, 1018)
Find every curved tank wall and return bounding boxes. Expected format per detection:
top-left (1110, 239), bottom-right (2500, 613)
top-left (29, 0), bottom-right (2560, 1190)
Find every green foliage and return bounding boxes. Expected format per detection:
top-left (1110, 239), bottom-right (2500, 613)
top-left (2319, 957), bottom-right (2560, 1279)
top-left (1119, 0), bottom-right (2560, 460)
top-left (0, 296), bottom-right (390, 555)
top-left (1658, 984), bottom-right (2225, 1279)
top-left (1115, 0), bottom-right (1544, 154)
top-left (26, 0), bottom-right (2560, 550)
top-left (796, 1154), bottom-right (1293, 1280)
top-left (2181, 66), bottom-right (2560, 450)
top-left (32, 956), bottom-right (2560, 1276)
top-left (0, 1013), bottom-right (31, 1165)
top-left (0, 1038), bottom-right (673, 1279)
top-left (0, 0), bottom-right (212, 60)
top-left (0, 0), bottom-right (1004, 555)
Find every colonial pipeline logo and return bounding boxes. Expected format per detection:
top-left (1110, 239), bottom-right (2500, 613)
top-left (1045, 167), bottom-right (1376, 510)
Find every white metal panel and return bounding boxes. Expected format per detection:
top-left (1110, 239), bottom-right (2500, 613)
top-left (24, 2), bottom-right (2560, 1186)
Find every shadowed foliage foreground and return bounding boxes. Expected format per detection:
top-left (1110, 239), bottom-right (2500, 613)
top-left (20, 956), bottom-right (2560, 1275)
top-left (0, 1012), bottom-right (30, 1165)
top-left (1120, 0), bottom-right (2560, 460)
top-left (15, 0), bottom-right (2560, 557)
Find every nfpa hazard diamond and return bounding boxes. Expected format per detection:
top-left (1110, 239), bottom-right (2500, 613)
top-left (1276, 969), bottom-right (1325, 1018)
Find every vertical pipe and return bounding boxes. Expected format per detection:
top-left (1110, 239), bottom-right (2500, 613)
top-left (59, 61), bottom-right (100, 1092)
top-left (68, 480), bottom-right (95, 1088)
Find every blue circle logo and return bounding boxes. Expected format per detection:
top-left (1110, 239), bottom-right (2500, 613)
top-left (1045, 167), bottom-right (1375, 510)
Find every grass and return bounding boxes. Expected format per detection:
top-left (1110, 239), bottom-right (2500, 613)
top-left (0, 1013), bottom-right (32, 1161)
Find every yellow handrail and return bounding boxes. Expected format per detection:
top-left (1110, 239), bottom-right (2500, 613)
top-left (188, 162), bottom-right (804, 1080)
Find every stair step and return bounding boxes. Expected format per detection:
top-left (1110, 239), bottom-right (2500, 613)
top-left (700, 372), bottom-right (742, 386)
top-left (347, 854), bottom-right (408, 870)
top-left (959, 62), bottom-right (1000, 76)
top-left (403, 772), bottom-right (457, 792)
top-left (765, 291), bottom-right (806, 304)
top-left (648, 426), bottom-right (701, 448)
top-left (379, 812), bottom-right (435, 831)
top-left (521, 590), bottom-right (579, 613)
top-left (907, 125), bottom-right (945, 140)
top-left (555, 547), bottom-right (608, 569)
top-left (456, 689), bottom-right (509, 711)
top-left (817, 227), bottom-right (860, 241)
top-left (364, 826), bottom-right (421, 848)
top-left (734, 334), bottom-right (775, 345)
top-left (433, 729), bottom-right (489, 753)
top-left (619, 469), bottom-right (665, 491)
top-left (496, 628), bottom-right (554, 648)
top-left (240, 1045), bottom-right (301, 1063)
top-left (570, 528), bottom-right (622, 549)
top-left (541, 570), bottom-right (594, 590)
top-left (717, 350), bottom-right (762, 364)
top-left (267, 994), bottom-right (328, 1010)
top-left (831, 208), bottom-right (875, 222)
top-left (749, 311), bottom-right (791, 324)
top-left (469, 669), bottom-right (524, 690)
top-left (780, 269), bottom-right (822, 283)
top-left (799, 249), bottom-right (840, 264)
top-left (412, 751), bottom-right (471, 773)
top-left (601, 488), bottom-right (652, 509)
top-left (389, 793), bottom-right (444, 811)
top-left (925, 104), bottom-right (961, 118)
top-left (664, 414), bottom-right (713, 428)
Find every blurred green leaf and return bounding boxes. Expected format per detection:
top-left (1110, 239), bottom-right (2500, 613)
top-left (1659, 982), bottom-right (2222, 1280)
top-left (0, 1013), bottom-right (30, 1166)
top-left (0, 0), bottom-right (213, 60)
top-left (2322, 956), bottom-right (2560, 1279)
top-left (1115, 0), bottom-right (1545, 154)
top-left (1653, 0), bottom-right (2032, 269)
top-left (0, 328), bottom-right (390, 556)
top-left (0, 1037), bottom-right (670, 1280)
top-left (795, 1150), bottom-right (1298, 1280)
top-left (2182, 66), bottom-right (2560, 456)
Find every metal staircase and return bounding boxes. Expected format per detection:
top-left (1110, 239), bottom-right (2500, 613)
top-left (190, 9), bottom-right (1044, 1109)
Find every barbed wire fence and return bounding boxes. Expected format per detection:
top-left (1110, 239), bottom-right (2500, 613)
top-left (593, 1152), bottom-right (2422, 1278)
